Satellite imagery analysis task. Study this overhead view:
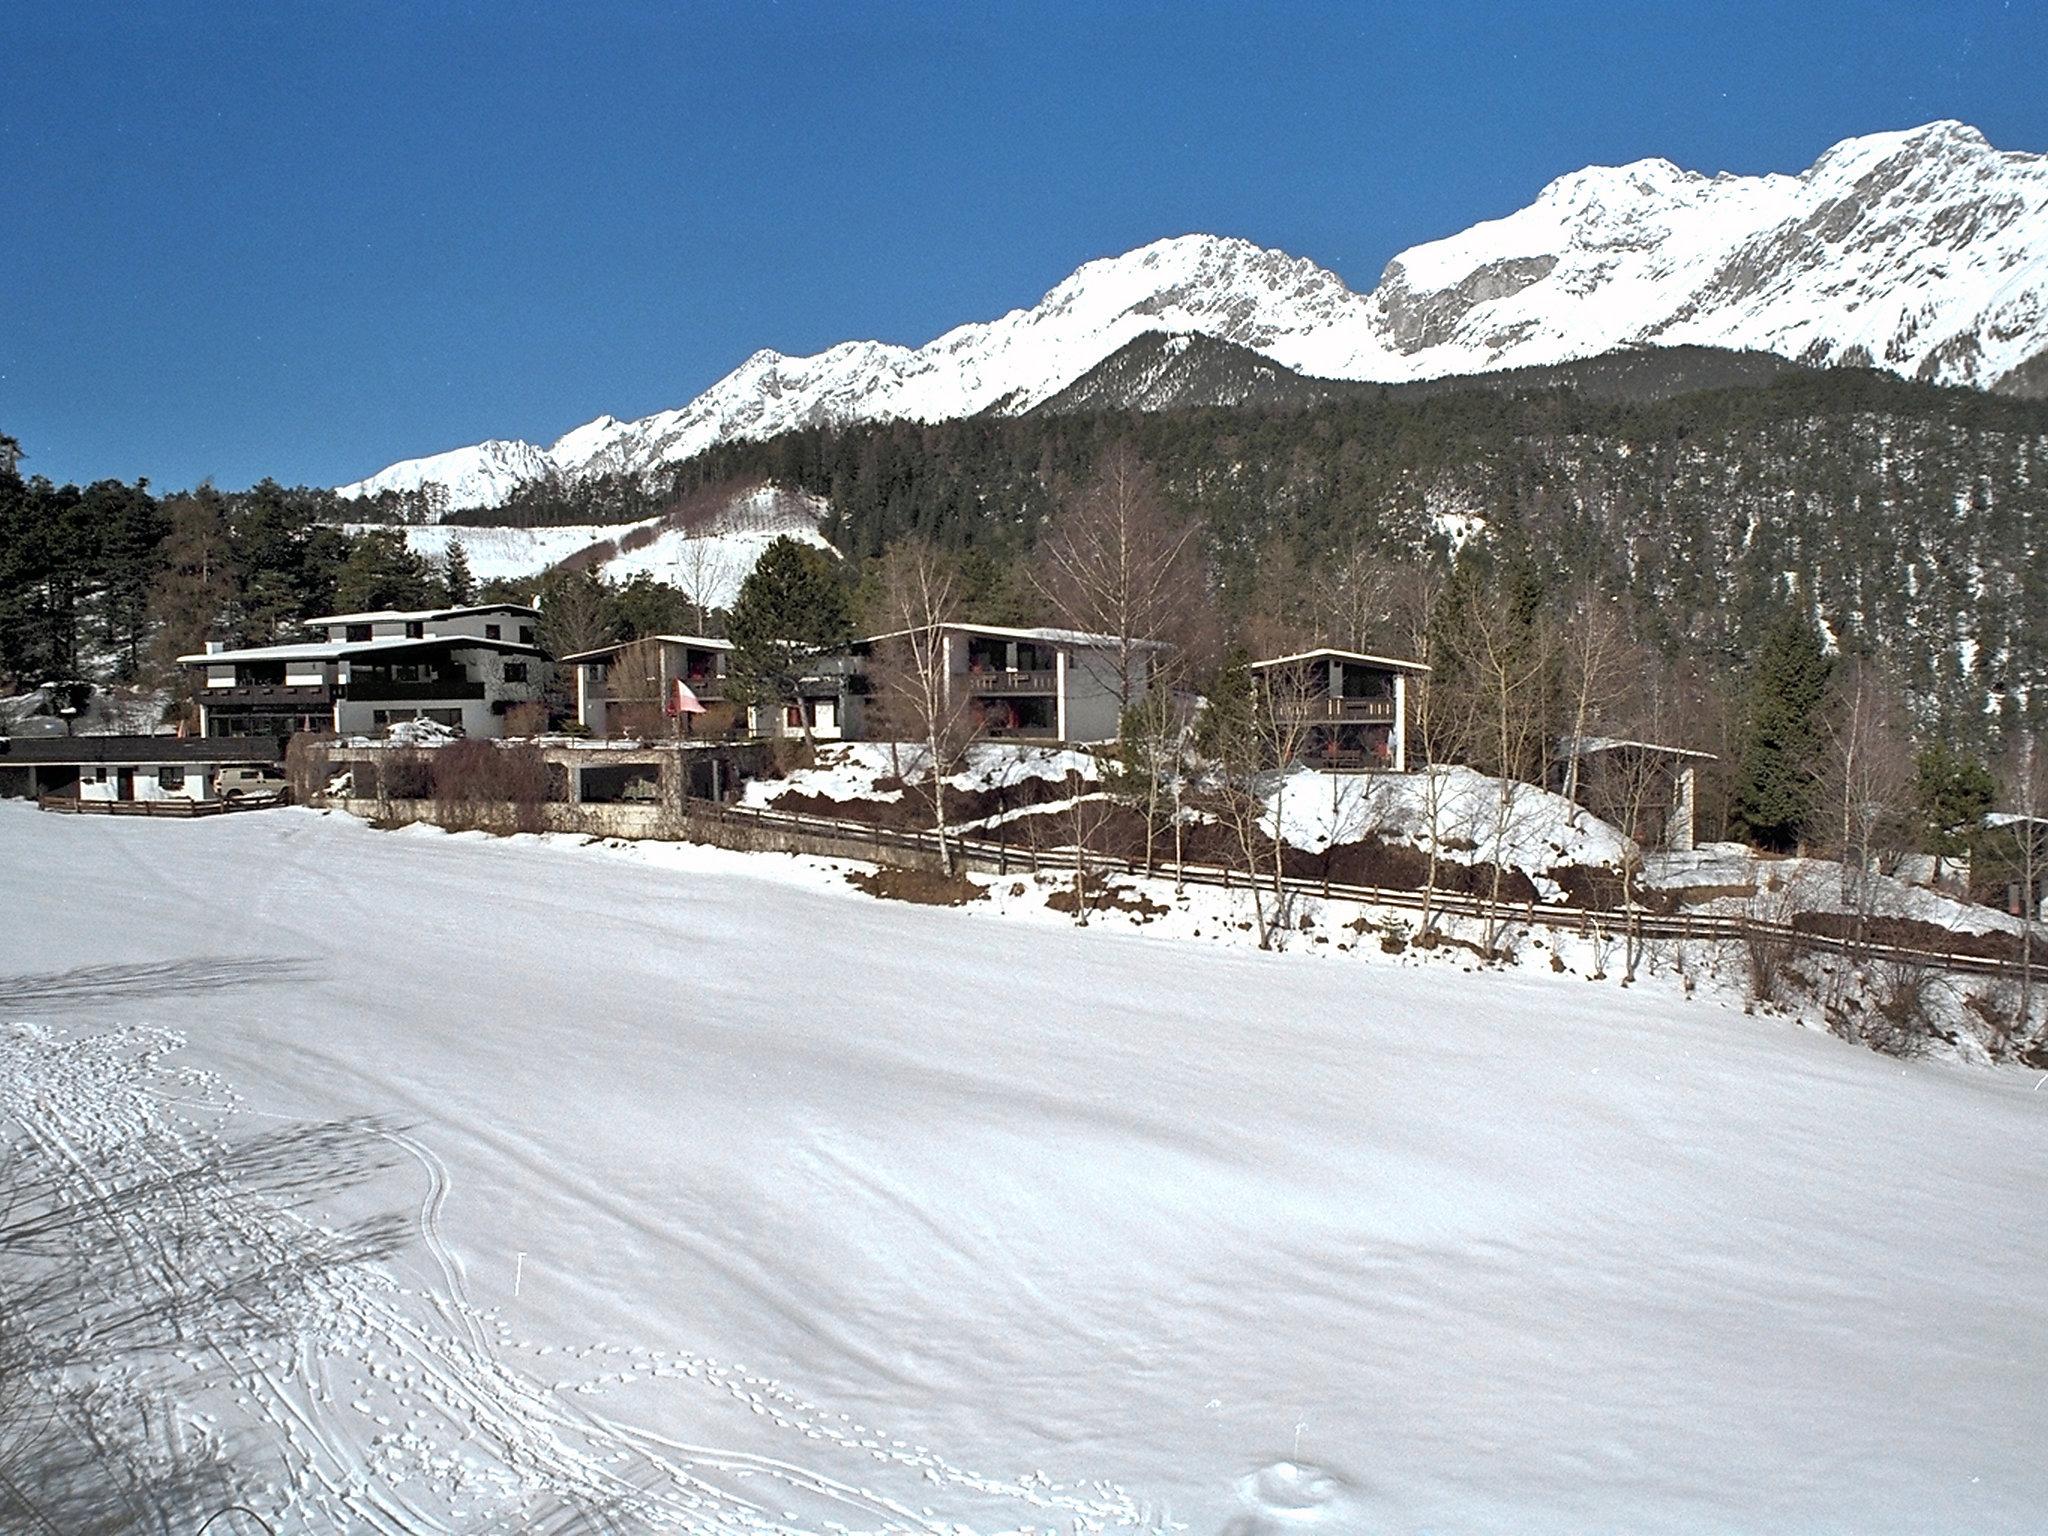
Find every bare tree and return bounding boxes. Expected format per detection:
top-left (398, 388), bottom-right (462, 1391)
top-left (606, 636), bottom-right (670, 740)
top-left (670, 535), bottom-right (738, 635)
top-left (1307, 536), bottom-right (1408, 655)
top-left (1818, 658), bottom-right (1916, 946)
top-left (1440, 586), bottom-right (1555, 956)
top-left (870, 540), bottom-right (975, 874)
top-left (1557, 583), bottom-right (1633, 802)
top-left (1996, 731), bottom-right (2047, 1039)
top-left (1035, 442), bottom-right (1203, 711)
top-left (1199, 657), bottom-right (1319, 950)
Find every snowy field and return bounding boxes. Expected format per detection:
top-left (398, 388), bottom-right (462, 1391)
top-left (5, 802), bottom-right (2048, 1533)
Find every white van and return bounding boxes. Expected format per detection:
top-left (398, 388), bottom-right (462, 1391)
top-left (216, 764), bottom-right (287, 802)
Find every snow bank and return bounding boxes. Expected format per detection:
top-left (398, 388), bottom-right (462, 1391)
top-left (1265, 764), bottom-right (1635, 892)
top-left (741, 741), bottom-right (1102, 811)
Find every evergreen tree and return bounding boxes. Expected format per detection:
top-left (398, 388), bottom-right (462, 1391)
top-left (89, 478), bottom-right (166, 676)
top-left (146, 490), bottom-right (237, 698)
top-left (1913, 743), bottom-right (1996, 878)
top-left (332, 529), bottom-right (436, 614)
top-left (609, 573), bottom-right (692, 639)
top-left (443, 539), bottom-right (475, 606)
top-left (1732, 605), bottom-right (1834, 850)
top-left (726, 536), bottom-right (852, 734)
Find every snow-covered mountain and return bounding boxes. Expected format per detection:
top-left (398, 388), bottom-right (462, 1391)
top-left (342, 121), bottom-right (2048, 510)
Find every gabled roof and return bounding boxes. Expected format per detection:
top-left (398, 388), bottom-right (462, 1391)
top-left (178, 635), bottom-right (546, 666)
top-left (307, 602), bottom-right (539, 626)
top-left (1250, 647), bottom-right (1431, 674)
top-left (863, 621), bottom-right (1171, 651)
top-left (558, 634), bottom-right (733, 664)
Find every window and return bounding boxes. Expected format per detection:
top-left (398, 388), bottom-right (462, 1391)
top-left (786, 705), bottom-right (802, 727)
top-left (405, 621), bottom-right (424, 638)
top-left (346, 623), bottom-right (371, 642)
top-left (90, 766), bottom-right (107, 783)
top-left (520, 625), bottom-right (534, 644)
top-left (503, 662), bottom-right (528, 683)
top-left (158, 766), bottom-right (185, 789)
top-left (485, 623), bottom-right (502, 640)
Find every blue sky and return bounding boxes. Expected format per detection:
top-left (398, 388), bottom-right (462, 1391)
top-left (4, 0), bottom-right (2043, 492)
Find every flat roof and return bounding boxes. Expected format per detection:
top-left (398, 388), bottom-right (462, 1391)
top-left (0, 733), bottom-right (285, 765)
top-left (306, 602), bottom-right (539, 626)
top-left (179, 635), bottom-right (546, 666)
top-left (1562, 735), bottom-right (1718, 762)
top-left (1250, 647), bottom-right (1431, 674)
top-left (863, 621), bottom-right (1171, 650)
top-left (559, 634), bottom-right (733, 664)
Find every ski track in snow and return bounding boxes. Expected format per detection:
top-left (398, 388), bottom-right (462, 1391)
top-left (0, 1024), bottom-right (1166, 1536)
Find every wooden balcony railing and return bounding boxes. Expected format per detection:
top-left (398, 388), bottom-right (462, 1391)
top-left (1272, 695), bottom-right (1396, 723)
top-left (963, 669), bottom-right (1057, 695)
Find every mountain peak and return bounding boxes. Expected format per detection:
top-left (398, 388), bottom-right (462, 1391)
top-left (339, 121), bottom-right (2048, 510)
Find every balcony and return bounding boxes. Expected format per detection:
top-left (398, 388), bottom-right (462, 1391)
top-left (1272, 694), bottom-right (1396, 723)
top-left (345, 677), bottom-right (487, 702)
top-left (963, 669), bottom-right (1057, 695)
top-left (204, 683), bottom-right (335, 706)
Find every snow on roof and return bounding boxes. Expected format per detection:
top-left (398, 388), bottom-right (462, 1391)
top-left (1562, 736), bottom-right (1718, 761)
top-left (558, 634), bottom-right (733, 664)
top-left (177, 635), bottom-right (545, 666)
top-left (306, 602), bottom-right (539, 626)
top-left (1250, 647), bottom-right (1431, 674)
top-left (863, 621), bottom-right (1171, 650)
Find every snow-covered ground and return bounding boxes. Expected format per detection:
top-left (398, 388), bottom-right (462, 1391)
top-left (6, 802), bottom-right (2048, 1532)
top-left (351, 486), bottom-right (835, 604)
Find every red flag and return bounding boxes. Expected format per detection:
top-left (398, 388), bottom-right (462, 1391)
top-left (665, 678), bottom-right (705, 716)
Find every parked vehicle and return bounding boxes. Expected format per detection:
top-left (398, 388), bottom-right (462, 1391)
top-left (217, 764), bottom-right (287, 801)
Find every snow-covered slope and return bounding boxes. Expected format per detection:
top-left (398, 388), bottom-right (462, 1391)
top-left (11, 804), bottom-right (2048, 1532)
top-left (351, 485), bottom-right (834, 603)
top-left (342, 121), bottom-right (2048, 509)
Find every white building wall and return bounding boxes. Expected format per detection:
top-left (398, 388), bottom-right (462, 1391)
top-left (1059, 645), bottom-right (1142, 743)
top-left (76, 763), bottom-right (214, 801)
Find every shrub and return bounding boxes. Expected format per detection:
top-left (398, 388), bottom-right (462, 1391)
top-left (428, 739), bottom-right (551, 834)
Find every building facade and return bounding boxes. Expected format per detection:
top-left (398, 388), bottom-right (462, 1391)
top-left (180, 604), bottom-right (549, 740)
top-left (562, 635), bottom-right (739, 739)
top-left (1248, 648), bottom-right (1426, 771)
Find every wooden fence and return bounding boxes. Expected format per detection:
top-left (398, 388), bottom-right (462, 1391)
top-left (36, 794), bottom-right (277, 818)
top-left (688, 800), bottom-right (2042, 985)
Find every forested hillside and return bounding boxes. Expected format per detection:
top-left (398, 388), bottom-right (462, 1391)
top-left (647, 369), bottom-right (2048, 747)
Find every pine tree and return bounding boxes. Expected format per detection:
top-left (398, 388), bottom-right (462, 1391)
top-left (146, 490), bottom-right (237, 703)
top-left (1732, 605), bottom-right (1834, 850)
top-left (1913, 743), bottom-right (1996, 882)
top-left (726, 536), bottom-right (852, 737)
top-left (443, 539), bottom-right (475, 606)
top-left (90, 479), bottom-right (166, 676)
top-left (333, 530), bottom-right (436, 614)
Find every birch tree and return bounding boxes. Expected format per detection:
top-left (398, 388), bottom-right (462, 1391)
top-left (870, 538), bottom-right (974, 874)
top-left (1035, 442), bottom-right (1202, 711)
top-left (1818, 657), bottom-right (1915, 940)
